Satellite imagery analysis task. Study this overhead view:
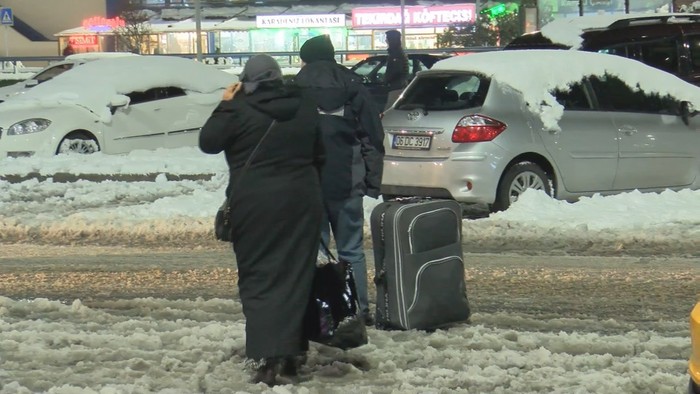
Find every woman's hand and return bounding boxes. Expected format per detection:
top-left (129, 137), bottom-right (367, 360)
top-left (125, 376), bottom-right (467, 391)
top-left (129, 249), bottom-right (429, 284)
top-left (222, 82), bottom-right (242, 101)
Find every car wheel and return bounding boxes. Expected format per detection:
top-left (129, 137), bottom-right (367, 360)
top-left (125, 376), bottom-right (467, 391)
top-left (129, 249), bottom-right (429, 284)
top-left (691, 378), bottom-right (700, 394)
top-left (56, 132), bottom-right (100, 155)
top-left (492, 162), bottom-right (552, 212)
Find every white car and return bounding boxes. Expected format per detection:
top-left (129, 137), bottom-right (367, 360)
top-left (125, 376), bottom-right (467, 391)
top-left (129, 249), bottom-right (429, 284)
top-left (0, 55), bottom-right (237, 158)
top-left (0, 52), bottom-right (139, 103)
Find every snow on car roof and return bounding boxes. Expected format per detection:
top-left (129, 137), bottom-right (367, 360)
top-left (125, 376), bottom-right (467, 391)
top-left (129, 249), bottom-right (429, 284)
top-left (64, 52), bottom-right (141, 61)
top-left (1, 55), bottom-right (237, 122)
top-left (431, 49), bottom-right (700, 130)
top-left (539, 13), bottom-right (697, 48)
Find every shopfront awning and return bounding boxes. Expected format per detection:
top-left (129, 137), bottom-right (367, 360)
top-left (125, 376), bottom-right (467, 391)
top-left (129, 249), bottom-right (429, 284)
top-left (151, 19), bottom-right (223, 33)
top-left (214, 18), bottom-right (257, 31)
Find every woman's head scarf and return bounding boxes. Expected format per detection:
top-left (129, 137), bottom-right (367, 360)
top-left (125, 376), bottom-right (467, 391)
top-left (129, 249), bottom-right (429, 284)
top-left (239, 54), bottom-right (282, 94)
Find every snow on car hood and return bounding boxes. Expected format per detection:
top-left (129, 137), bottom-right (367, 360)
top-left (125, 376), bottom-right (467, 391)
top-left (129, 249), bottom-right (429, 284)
top-left (431, 50), bottom-right (700, 130)
top-left (0, 56), bottom-right (238, 122)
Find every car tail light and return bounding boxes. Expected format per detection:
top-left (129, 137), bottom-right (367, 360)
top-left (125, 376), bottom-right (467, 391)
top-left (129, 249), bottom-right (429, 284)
top-left (452, 115), bottom-right (507, 143)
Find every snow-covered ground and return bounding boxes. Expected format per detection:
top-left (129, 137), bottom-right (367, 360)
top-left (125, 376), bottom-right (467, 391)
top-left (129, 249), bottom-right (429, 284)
top-left (0, 292), bottom-right (691, 394)
top-left (2, 146), bottom-right (700, 255)
top-left (1, 147), bottom-right (698, 393)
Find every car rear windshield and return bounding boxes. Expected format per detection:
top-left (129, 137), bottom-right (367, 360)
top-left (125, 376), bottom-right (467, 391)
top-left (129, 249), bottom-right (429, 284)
top-left (395, 73), bottom-right (491, 111)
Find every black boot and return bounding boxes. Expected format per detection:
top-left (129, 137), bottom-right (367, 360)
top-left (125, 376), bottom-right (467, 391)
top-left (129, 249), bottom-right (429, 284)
top-left (280, 357), bottom-right (298, 377)
top-left (280, 353), bottom-right (308, 377)
top-left (250, 358), bottom-right (279, 386)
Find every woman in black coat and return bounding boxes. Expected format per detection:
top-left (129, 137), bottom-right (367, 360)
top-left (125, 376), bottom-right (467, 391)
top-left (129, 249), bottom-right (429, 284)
top-left (199, 54), bottom-right (324, 386)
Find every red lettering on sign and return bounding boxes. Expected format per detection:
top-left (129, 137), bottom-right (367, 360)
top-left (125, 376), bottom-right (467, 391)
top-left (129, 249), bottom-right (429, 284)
top-left (69, 35), bottom-right (98, 47)
top-left (82, 16), bottom-right (125, 31)
top-left (352, 4), bottom-right (476, 28)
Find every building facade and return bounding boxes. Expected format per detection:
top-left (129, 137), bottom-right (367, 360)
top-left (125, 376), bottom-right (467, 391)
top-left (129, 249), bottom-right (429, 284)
top-left (0, 0), bottom-right (694, 58)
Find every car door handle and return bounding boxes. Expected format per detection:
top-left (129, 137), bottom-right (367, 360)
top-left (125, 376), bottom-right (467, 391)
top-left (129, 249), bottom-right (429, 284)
top-left (618, 125), bottom-right (638, 135)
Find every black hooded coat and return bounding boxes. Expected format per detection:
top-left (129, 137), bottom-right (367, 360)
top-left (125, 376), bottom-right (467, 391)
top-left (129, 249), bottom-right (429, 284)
top-left (199, 85), bottom-right (324, 360)
top-left (385, 32), bottom-right (409, 90)
top-left (295, 59), bottom-right (384, 201)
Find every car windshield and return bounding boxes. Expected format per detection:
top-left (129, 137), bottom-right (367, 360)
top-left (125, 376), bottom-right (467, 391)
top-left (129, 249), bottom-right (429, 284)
top-left (32, 63), bottom-right (74, 83)
top-left (351, 58), bottom-right (383, 77)
top-left (395, 73), bottom-right (490, 111)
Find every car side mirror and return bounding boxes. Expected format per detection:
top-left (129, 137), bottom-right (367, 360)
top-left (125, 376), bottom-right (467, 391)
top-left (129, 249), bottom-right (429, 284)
top-left (109, 95), bottom-right (130, 114)
top-left (24, 79), bottom-right (38, 87)
top-left (680, 100), bottom-right (699, 126)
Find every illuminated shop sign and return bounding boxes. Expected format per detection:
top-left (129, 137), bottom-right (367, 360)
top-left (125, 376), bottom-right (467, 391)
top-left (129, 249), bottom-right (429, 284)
top-left (82, 16), bottom-right (125, 32)
top-left (69, 35), bottom-right (99, 47)
top-left (256, 14), bottom-right (346, 28)
top-left (352, 4), bottom-right (476, 28)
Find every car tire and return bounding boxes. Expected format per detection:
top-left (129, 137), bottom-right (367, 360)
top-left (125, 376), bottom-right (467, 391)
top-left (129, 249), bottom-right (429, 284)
top-left (56, 131), bottom-right (100, 155)
top-left (491, 162), bottom-right (552, 212)
top-left (691, 378), bottom-right (700, 394)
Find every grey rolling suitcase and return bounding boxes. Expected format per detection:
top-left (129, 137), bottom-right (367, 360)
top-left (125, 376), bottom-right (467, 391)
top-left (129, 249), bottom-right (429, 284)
top-left (370, 198), bottom-right (471, 330)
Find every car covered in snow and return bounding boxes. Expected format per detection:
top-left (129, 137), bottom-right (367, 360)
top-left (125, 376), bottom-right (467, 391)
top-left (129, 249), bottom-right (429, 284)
top-left (380, 49), bottom-right (700, 211)
top-left (0, 55), bottom-right (237, 158)
top-left (0, 52), bottom-right (139, 103)
top-left (504, 13), bottom-right (700, 86)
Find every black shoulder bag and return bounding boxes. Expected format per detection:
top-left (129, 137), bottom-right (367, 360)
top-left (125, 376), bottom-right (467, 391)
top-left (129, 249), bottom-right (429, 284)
top-left (214, 119), bottom-right (276, 242)
top-left (304, 241), bottom-right (368, 349)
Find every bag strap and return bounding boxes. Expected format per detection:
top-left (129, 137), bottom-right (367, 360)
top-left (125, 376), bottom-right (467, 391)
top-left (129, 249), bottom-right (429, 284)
top-left (320, 239), bottom-right (340, 264)
top-left (226, 119), bottom-right (276, 201)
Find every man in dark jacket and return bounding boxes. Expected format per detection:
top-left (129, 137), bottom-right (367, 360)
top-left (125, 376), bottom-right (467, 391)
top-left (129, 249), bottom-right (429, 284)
top-left (295, 34), bottom-right (385, 326)
top-left (384, 30), bottom-right (409, 91)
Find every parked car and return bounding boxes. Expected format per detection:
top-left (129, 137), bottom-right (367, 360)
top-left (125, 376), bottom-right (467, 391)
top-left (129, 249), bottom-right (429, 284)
top-left (691, 302), bottom-right (700, 394)
top-left (0, 55), bottom-right (237, 158)
top-left (380, 50), bottom-right (700, 212)
top-left (349, 53), bottom-right (450, 111)
top-left (0, 52), bottom-right (139, 103)
top-left (504, 13), bottom-right (700, 86)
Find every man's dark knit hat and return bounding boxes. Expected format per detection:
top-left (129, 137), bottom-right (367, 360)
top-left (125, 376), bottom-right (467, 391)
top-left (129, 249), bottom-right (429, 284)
top-left (385, 29), bottom-right (401, 39)
top-left (299, 35), bottom-right (335, 63)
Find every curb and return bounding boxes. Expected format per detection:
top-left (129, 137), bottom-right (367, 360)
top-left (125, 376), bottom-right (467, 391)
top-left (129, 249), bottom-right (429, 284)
top-left (0, 172), bottom-right (216, 183)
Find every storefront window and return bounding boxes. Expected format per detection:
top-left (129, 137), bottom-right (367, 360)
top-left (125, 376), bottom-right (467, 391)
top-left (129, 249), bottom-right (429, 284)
top-left (66, 35), bottom-right (100, 53)
top-left (162, 32), bottom-right (208, 54)
top-left (251, 28), bottom-right (346, 53)
top-left (405, 33), bottom-right (438, 49)
top-left (220, 30), bottom-right (250, 52)
top-left (369, 28), bottom-right (438, 50)
top-left (348, 34), bottom-right (372, 50)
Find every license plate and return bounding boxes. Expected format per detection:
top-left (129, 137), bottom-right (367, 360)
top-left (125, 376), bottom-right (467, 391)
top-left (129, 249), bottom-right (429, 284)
top-left (392, 135), bottom-right (432, 150)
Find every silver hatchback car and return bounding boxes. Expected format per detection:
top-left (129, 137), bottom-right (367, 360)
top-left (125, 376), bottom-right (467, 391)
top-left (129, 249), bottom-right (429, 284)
top-left (380, 50), bottom-right (700, 211)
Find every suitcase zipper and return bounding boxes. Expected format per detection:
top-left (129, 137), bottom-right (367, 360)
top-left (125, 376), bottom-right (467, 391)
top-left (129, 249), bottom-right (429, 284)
top-left (379, 211), bottom-right (390, 327)
top-left (393, 204), bottom-right (410, 328)
top-left (406, 255), bottom-right (464, 315)
top-left (406, 208), bottom-right (460, 254)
